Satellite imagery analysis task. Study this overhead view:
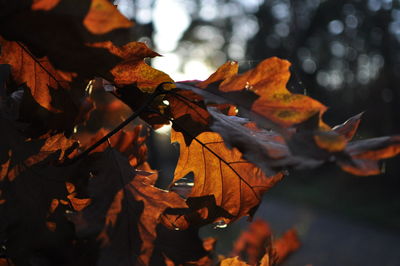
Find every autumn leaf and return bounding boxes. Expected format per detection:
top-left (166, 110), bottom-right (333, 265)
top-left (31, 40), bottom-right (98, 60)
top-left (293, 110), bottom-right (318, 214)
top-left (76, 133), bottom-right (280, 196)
top-left (31, 0), bottom-right (133, 37)
top-left (0, 39), bottom-right (94, 137)
top-left (90, 41), bottom-right (174, 92)
top-left (1, 0), bottom-right (172, 95)
top-left (220, 257), bottom-right (250, 266)
top-left (196, 60), bottom-right (239, 89)
top-left (226, 219), bottom-right (299, 266)
top-left (338, 135), bottom-right (400, 175)
top-left (65, 182), bottom-right (91, 212)
top-left (170, 129), bottom-right (283, 227)
top-left (82, 0), bottom-right (133, 34)
top-left (176, 57), bottom-right (326, 131)
top-left (272, 229), bottom-right (300, 265)
top-left (207, 104), bottom-right (400, 176)
top-left (230, 220), bottom-right (272, 265)
top-left (77, 124), bottom-right (150, 168)
top-left (0, 37), bottom-right (75, 111)
top-left (207, 108), bottom-right (343, 175)
top-left (69, 148), bottom-right (188, 265)
top-left (166, 90), bottom-right (211, 145)
top-left (0, 133), bottom-right (79, 264)
top-left (332, 112), bottom-right (363, 141)
top-left (1, 0), bottom-right (122, 78)
top-left (207, 107), bottom-right (292, 176)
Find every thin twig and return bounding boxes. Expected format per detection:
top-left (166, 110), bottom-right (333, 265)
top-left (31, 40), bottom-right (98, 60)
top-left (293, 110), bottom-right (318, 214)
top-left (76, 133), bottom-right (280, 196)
top-left (64, 85), bottom-right (168, 164)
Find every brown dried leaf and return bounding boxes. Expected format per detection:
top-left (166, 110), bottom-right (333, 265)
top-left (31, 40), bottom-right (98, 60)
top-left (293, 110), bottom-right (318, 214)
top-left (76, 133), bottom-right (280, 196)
top-left (272, 229), bottom-right (300, 264)
top-left (177, 58), bottom-right (326, 130)
top-left (197, 61), bottom-right (239, 89)
top-left (0, 37), bottom-right (71, 111)
top-left (171, 129), bottom-right (283, 226)
top-left (0, 38), bottom-right (95, 137)
top-left (230, 220), bottom-right (272, 265)
top-left (90, 41), bottom-right (174, 92)
top-left (83, 0), bottom-right (133, 34)
top-left (70, 148), bottom-right (187, 265)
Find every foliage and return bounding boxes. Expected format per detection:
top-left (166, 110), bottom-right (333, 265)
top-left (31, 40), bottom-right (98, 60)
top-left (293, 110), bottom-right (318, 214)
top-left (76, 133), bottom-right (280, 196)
top-left (0, 1), bottom-right (399, 265)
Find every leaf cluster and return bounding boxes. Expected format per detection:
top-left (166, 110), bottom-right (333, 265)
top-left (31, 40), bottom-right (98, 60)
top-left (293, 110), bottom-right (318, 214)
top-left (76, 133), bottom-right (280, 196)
top-left (0, 1), bottom-right (399, 265)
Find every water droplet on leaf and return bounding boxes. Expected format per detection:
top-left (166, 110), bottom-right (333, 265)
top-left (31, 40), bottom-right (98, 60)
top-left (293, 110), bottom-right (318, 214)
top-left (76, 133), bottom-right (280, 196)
top-left (213, 220), bottom-right (228, 229)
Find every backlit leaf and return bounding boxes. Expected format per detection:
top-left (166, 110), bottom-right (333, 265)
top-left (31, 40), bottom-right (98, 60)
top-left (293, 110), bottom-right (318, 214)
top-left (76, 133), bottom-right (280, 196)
top-left (83, 0), bottom-right (133, 34)
top-left (176, 57), bottom-right (326, 130)
top-left (0, 37), bottom-right (71, 112)
top-left (171, 129), bottom-right (283, 226)
top-left (89, 41), bottom-right (174, 92)
top-left (70, 148), bottom-right (187, 265)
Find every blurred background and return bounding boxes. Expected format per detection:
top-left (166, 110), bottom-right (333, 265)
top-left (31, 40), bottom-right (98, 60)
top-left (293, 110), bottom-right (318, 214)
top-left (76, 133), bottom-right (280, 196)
top-left (109, 0), bottom-right (400, 264)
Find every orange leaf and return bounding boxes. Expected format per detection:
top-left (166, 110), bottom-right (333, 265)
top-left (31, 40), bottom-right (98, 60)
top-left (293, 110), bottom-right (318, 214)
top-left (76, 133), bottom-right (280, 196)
top-left (89, 41), bottom-right (174, 92)
top-left (350, 136), bottom-right (400, 160)
top-left (83, 0), bottom-right (133, 34)
top-left (126, 172), bottom-right (188, 265)
top-left (197, 60), bottom-right (239, 88)
top-left (171, 130), bottom-right (283, 225)
top-left (0, 37), bottom-right (72, 112)
top-left (338, 136), bottom-right (400, 176)
top-left (70, 148), bottom-right (187, 265)
top-left (230, 220), bottom-right (272, 265)
top-left (220, 257), bottom-right (250, 266)
top-left (67, 194), bottom-right (91, 212)
top-left (243, 58), bottom-right (326, 127)
top-left (32, 0), bottom-right (61, 11)
top-left (177, 57), bottom-right (326, 132)
top-left (313, 131), bottom-right (347, 153)
top-left (273, 229), bottom-right (300, 264)
top-left (40, 133), bottom-right (76, 159)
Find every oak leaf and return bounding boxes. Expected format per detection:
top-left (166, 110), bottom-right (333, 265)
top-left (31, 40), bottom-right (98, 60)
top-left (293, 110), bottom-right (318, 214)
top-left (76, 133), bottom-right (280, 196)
top-left (177, 57), bottom-right (326, 131)
top-left (0, 37), bottom-right (72, 112)
top-left (229, 219), bottom-right (300, 266)
top-left (170, 129), bottom-right (283, 226)
top-left (1, 0), bottom-right (171, 95)
top-left (207, 99), bottom-right (400, 176)
top-left (0, 129), bottom-right (79, 264)
top-left (0, 39), bottom-right (94, 137)
top-left (89, 41), bottom-right (174, 92)
top-left (70, 148), bottom-right (188, 265)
